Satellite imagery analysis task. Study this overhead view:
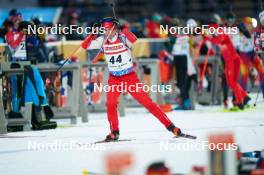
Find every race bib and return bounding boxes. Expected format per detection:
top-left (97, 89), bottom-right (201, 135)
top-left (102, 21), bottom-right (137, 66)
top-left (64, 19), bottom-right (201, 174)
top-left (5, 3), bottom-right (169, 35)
top-left (172, 35), bottom-right (190, 55)
top-left (12, 35), bottom-right (27, 59)
top-left (104, 50), bottom-right (133, 72)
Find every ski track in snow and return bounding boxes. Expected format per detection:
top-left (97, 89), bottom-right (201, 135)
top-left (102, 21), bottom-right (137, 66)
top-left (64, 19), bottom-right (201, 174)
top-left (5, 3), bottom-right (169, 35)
top-left (0, 99), bottom-right (264, 175)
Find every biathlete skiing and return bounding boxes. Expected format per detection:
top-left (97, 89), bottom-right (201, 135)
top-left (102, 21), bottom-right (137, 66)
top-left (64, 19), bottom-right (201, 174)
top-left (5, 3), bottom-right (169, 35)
top-left (203, 24), bottom-right (251, 109)
top-left (67, 17), bottom-right (196, 142)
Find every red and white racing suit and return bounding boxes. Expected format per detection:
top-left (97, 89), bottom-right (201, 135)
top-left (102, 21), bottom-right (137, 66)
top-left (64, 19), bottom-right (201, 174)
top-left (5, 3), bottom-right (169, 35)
top-left (5, 30), bottom-right (27, 61)
top-left (204, 34), bottom-right (248, 104)
top-left (81, 29), bottom-right (173, 132)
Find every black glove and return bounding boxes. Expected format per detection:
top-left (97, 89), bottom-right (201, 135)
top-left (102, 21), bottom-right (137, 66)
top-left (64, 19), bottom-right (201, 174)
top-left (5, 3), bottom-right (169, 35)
top-left (92, 21), bottom-right (101, 28)
top-left (90, 21), bottom-right (102, 35)
top-left (113, 18), bottom-right (122, 30)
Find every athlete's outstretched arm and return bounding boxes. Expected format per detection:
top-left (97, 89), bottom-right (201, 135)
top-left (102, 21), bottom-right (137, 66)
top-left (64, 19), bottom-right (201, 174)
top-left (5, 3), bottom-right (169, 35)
top-left (81, 34), bottom-right (103, 50)
top-left (67, 34), bottom-right (103, 62)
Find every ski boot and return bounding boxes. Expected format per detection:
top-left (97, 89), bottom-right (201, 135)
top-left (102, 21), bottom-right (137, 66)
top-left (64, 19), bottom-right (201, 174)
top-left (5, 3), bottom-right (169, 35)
top-left (174, 105), bottom-right (184, 110)
top-left (174, 98), bottom-right (192, 110)
top-left (7, 111), bottom-right (24, 132)
top-left (237, 102), bottom-right (245, 110)
top-left (167, 123), bottom-right (196, 139)
top-left (167, 124), bottom-right (182, 137)
top-left (31, 121), bottom-right (57, 130)
top-left (43, 105), bottom-right (57, 129)
top-left (230, 100), bottom-right (244, 111)
top-left (31, 105), bottom-right (57, 130)
top-left (183, 98), bottom-right (192, 110)
top-left (243, 96), bottom-right (251, 107)
top-left (105, 130), bottom-right (120, 142)
top-left (43, 105), bottom-right (54, 121)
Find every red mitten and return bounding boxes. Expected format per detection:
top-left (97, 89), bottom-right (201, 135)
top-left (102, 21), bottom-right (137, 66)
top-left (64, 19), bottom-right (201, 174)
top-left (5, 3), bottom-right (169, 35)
top-left (121, 28), bottom-right (137, 43)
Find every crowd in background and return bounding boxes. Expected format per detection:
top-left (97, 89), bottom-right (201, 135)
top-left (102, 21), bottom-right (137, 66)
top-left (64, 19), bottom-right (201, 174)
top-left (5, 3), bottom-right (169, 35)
top-left (0, 2), bottom-right (264, 174)
top-left (0, 7), bottom-right (264, 125)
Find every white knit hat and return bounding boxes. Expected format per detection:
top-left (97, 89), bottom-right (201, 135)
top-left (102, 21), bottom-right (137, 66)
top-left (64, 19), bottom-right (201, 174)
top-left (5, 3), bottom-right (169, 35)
top-left (187, 18), bottom-right (198, 27)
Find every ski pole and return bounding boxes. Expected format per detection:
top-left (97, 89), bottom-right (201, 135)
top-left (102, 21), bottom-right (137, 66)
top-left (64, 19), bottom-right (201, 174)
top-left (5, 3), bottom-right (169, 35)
top-left (254, 85), bottom-right (261, 107)
top-left (57, 0), bottom-right (118, 72)
top-left (200, 49), bottom-right (213, 85)
top-left (107, 0), bottom-right (117, 19)
top-left (55, 45), bottom-right (83, 73)
top-left (192, 38), bottom-right (206, 66)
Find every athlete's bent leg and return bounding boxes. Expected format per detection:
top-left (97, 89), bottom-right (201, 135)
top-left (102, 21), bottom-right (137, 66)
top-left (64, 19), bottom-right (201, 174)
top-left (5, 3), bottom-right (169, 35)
top-left (125, 72), bottom-right (176, 130)
top-left (225, 58), bottom-right (247, 104)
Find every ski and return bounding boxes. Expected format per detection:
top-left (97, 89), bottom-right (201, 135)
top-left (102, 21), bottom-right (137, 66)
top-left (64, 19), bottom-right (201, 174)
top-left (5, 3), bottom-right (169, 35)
top-left (93, 139), bottom-right (134, 144)
top-left (224, 105), bottom-right (254, 112)
top-left (76, 139), bottom-right (134, 146)
top-left (0, 134), bottom-right (46, 139)
top-left (174, 133), bottom-right (197, 140)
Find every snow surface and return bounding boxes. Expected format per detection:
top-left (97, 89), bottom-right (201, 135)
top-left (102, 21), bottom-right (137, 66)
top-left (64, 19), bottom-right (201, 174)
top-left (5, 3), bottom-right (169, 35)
top-left (0, 99), bottom-right (264, 175)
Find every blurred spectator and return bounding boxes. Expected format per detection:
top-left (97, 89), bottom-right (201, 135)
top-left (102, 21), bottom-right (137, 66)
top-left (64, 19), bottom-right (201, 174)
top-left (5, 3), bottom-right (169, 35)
top-left (4, 11), bottom-right (57, 130)
top-left (145, 13), bottom-right (162, 38)
top-left (130, 22), bottom-right (145, 38)
top-left (165, 18), bottom-right (197, 110)
top-left (65, 10), bottom-right (84, 40)
top-left (0, 9), bottom-right (17, 42)
top-left (5, 11), bottom-right (27, 61)
top-left (146, 161), bottom-right (170, 175)
top-left (65, 11), bottom-right (84, 40)
top-left (26, 17), bottom-right (49, 63)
